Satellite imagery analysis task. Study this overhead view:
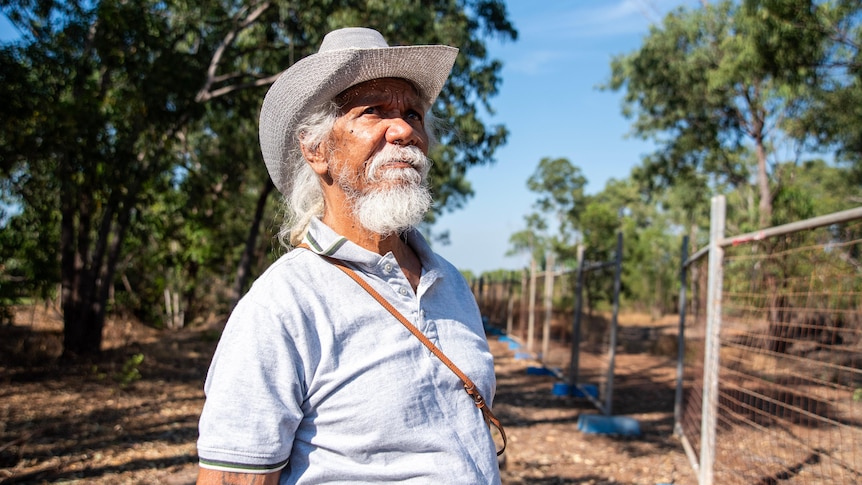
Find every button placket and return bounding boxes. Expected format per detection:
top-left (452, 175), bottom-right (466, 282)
top-left (420, 307), bottom-right (439, 351)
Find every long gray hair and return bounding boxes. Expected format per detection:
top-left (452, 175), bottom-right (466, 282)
top-left (277, 101), bottom-right (338, 248)
top-left (277, 100), bottom-right (440, 248)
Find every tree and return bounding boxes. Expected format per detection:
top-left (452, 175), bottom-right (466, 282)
top-left (606, 0), bottom-right (808, 229)
top-left (744, 0), bottom-right (862, 186)
top-left (511, 157), bottom-right (588, 265)
top-left (526, 158), bottom-right (588, 246)
top-left (0, 0), bottom-right (517, 357)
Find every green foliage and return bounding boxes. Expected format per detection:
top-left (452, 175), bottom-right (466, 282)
top-left (459, 269), bottom-right (477, 283)
top-left (745, 0), bottom-right (862, 184)
top-left (115, 353), bottom-right (145, 389)
top-left (505, 1), bottom-right (862, 317)
top-left (510, 154), bottom-right (685, 315)
top-left (0, 0), bottom-right (517, 353)
top-left (509, 157), bottom-right (588, 266)
top-left (526, 157), bottom-right (588, 237)
top-left (606, 0), bottom-right (815, 227)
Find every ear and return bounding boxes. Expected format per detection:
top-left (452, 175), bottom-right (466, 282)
top-left (300, 139), bottom-right (329, 176)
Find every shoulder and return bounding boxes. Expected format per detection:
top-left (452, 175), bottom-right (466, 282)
top-left (243, 249), bottom-right (335, 307)
top-left (220, 249), bottom-right (343, 346)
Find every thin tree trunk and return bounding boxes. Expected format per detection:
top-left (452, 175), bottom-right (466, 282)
top-left (231, 178), bottom-right (275, 309)
top-left (755, 135), bottom-right (772, 228)
top-left (62, 157), bottom-right (141, 358)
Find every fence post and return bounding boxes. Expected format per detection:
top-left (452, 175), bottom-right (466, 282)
top-left (527, 257), bottom-right (537, 353)
top-left (603, 232), bottom-right (623, 415)
top-left (674, 235), bottom-right (689, 434)
top-left (506, 272), bottom-right (515, 337)
top-left (568, 245), bottom-right (585, 395)
top-left (700, 195), bottom-right (725, 485)
top-left (541, 251), bottom-right (555, 362)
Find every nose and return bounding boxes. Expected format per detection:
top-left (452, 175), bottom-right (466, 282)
top-left (385, 116), bottom-right (426, 150)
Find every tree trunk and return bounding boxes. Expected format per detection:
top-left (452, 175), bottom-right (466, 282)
top-left (59, 163), bottom-right (105, 357)
top-left (61, 218), bottom-right (105, 358)
top-left (61, 161), bottom-right (137, 358)
top-left (231, 178), bottom-right (275, 309)
top-left (755, 135), bottom-right (772, 228)
top-left (747, 88), bottom-right (773, 228)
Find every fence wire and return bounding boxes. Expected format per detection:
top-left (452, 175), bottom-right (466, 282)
top-left (680, 209), bottom-right (862, 484)
top-left (474, 237), bottom-right (623, 416)
top-left (568, 258), bottom-right (620, 415)
top-left (678, 252), bottom-right (709, 479)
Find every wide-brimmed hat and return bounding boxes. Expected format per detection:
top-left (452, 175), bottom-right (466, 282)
top-left (259, 27), bottom-right (459, 195)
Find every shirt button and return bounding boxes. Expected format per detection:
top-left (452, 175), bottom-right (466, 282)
top-left (384, 263), bottom-right (393, 272)
top-left (398, 287), bottom-right (408, 296)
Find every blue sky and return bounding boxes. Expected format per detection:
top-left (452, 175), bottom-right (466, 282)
top-left (0, 1), bottom-right (699, 272)
top-left (434, 0), bottom-right (701, 274)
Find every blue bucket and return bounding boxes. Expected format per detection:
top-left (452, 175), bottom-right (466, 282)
top-left (577, 414), bottom-right (641, 436)
top-left (551, 382), bottom-right (570, 396)
top-left (526, 366), bottom-right (555, 376)
top-left (550, 383), bottom-right (598, 398)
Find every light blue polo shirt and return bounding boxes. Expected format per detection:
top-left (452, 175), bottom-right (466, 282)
top-left (197, 218), bottom-right (500, 484)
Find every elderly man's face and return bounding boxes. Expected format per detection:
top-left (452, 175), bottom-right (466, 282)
top-left (328, 78), bottom-right (430, 190)
top-left (321, 78), bottom-right (434, 235)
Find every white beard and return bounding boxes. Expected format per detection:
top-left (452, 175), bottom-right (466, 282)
top-left (336, 144), bottom-right (433, 237)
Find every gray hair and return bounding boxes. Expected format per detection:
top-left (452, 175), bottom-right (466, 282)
top-left (277, 99), bottom-right (440, 248)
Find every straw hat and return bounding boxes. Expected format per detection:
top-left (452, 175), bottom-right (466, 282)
top-left (259, 27), bottom-right (459, 195)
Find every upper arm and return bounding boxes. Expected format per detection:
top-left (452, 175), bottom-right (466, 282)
top-left (197, 468), bottom-right (281, 485)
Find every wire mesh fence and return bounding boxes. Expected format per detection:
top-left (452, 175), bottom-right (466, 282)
top-left (567, 236), bottom-right (623, 415)
top-left (678, 197), bottom-right (862, 484)
top-left (677, 249), bottom-right (709, 480)
top-left (473, 236), bottom-right (623, 416)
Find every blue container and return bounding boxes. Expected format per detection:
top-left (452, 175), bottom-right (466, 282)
top-left (514, 352), bottom-right (532, 360)
top-left (508, 341), bottom-right (521, 350)
top-left (526, 366), bottom-right (555, 376)
top-left (550, 383), bottom-right (599, 398)
top-left (577, 414), bottom-right (641, 436)
top-left (575, 384), bottom-right (598, 398)
top-left (551, 382), bottom-right (570, 396)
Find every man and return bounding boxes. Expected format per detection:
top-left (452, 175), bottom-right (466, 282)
top-left (197, 27), bottom-right (502, 484)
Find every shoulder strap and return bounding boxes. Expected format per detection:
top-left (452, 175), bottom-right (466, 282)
top-left (297, 244), bottom-right (507, 456)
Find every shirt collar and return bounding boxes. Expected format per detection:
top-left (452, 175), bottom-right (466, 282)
top-left (302, 217), bottom-right (443, 276)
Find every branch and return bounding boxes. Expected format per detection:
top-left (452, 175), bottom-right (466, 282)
top-left (195, 1), bottom-right (272, 103)
top-left (212, 71), bottom-right (243, 84)
top-left (197, 73), bottom-right (281, 102)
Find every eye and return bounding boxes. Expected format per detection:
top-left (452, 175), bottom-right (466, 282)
top-left (406, 110), bottom-right (423, 122)
top-left (362, 106), bottom-right (378, 115)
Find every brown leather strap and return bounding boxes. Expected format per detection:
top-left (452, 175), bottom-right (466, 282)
top-left (297, 244), bottom-right (507, 456)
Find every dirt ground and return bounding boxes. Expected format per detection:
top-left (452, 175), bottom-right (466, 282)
top-left (0, 306), bottom-right (696, 484)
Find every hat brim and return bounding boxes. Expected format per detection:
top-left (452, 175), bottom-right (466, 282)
top-left (259, 45), bottom-right (459, 195)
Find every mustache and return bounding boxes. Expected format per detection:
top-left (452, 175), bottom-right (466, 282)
top-left (365, 144), bottom-right (431, 182)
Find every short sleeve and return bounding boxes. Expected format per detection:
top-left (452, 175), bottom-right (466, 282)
top-left (197, 296), bottom-right (307, 473)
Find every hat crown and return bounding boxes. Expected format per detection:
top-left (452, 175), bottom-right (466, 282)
top-left (319, 27), bottom-right (389, 53)
top-left (260, 27), bottom-right (458, 195)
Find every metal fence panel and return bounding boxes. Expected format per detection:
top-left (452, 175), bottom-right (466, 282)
top-left (476, 236), bottom-right (623, 417)
top-left (679, 199), bottom-right (862, 484)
